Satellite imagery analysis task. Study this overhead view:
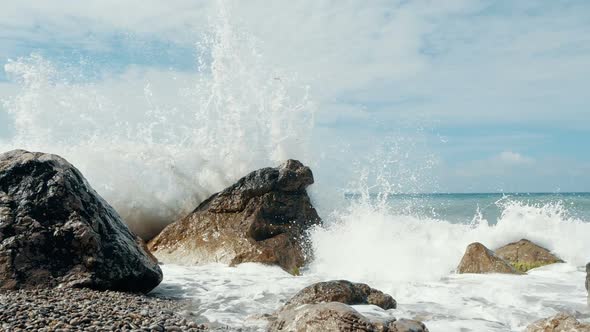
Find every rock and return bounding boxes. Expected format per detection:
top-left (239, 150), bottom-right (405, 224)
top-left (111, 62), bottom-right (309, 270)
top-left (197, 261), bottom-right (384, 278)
top-left (268, 302), bottom-right (428, 332)
top-left (148, 159), bottom-right (321, 274)
top-left (0, 150), bottom-right (162, 292)
top-left (283, 280), bottom-right (396, 311)
top-left (388, 319), bottom-right (430, 332)
top-left (456, 242), bottom-right (520, 274)
top-left (269, 303), bottom-right (379, 332)
top-left (495, 239), bottom-right (563, 272)
top-left (586, 263), bottom-right (589, 293)
top-left (268, 281), bottom-right (426, 332)
top-left (525, 313), bottom-right (590, 332)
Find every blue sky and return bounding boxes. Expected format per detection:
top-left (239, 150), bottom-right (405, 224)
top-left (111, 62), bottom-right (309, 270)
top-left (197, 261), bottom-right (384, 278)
top-left (0, 0), bottom-right (589, 193)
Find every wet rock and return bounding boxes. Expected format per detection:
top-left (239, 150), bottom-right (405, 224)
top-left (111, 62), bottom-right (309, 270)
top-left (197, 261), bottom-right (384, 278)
top-left (457, 242), bottom-right (520, 274)
top-left (283, 280), bottom-right (396, 311)
top-left (269, 302), bottom-right (376, 332)
top-left (495, 239), bottom-right (563, 272)
top-left (268, 281), bottom-right (426, 332)
top-left (0, 150), bottom-right (162, 292)
top-left (525, 313), bottom-right (590, 332)
top-left (148, 159), bottom-right (321, 274)
top-left (388, 319), bottom-right (430, 332)
top-left (268, 302), bottom-right (427, 332)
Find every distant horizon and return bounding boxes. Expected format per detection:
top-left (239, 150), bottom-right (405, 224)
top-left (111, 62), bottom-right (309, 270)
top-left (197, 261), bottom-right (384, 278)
top-left (344, 191), bottom-right (590, 196)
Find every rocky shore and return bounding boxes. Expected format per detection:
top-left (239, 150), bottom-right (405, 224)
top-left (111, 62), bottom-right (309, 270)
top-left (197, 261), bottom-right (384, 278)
top-left (0, 288), bottom-right (205, 332)
top-left (1, 149), bottom-right (588, 331)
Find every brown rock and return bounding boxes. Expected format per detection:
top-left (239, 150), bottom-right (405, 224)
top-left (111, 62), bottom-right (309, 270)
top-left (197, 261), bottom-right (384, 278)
top-left (525, 313), bottom-right (590, 332)
top-left (148, 159), bottom-right (321, 274)
top-left (388, 319), bottom-right (430, 332)
top-left (268, 281), bottom-right (426, 332)
top-left (268, 302), bottom-right (428, 332)
top-left (457, 242), bottom-right (520, 274)
top-left (495, 239), bottom-right (563, 272)
top-left (283, 280), bottom-right (396, 311)
top-left (0, 150), bottom-right (162, 292)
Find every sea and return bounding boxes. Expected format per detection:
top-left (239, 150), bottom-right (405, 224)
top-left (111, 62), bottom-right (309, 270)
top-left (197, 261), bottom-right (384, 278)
top-left (0, 3), bottom-right (588, 330)
top-left (150, 193), bottom-right (590, 331)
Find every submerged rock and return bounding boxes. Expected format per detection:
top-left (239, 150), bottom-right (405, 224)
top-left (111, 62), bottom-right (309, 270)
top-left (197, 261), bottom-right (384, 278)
top-left (525, 313), bottom-right (590, 332)
top-left (457, 242), bottom-right (520, 274)
top-left (268, 302), bottom-right (428, 332)
top-left (495, 239), bottom-right (563, 272)
top-left (148, 159), bottom-right (321, 274)
top-left (0, 150), bottom-right (162, 292)
top-left (283, 280), bottom-right (396, 311)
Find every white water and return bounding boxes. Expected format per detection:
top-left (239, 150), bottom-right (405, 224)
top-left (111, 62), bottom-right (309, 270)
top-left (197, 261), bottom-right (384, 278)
top-left (156, 263), bottom-right (588, 331)
top-left (1, 1), bottom-right (589, 331)
top-left (153, 201), bottom-right (590, 331)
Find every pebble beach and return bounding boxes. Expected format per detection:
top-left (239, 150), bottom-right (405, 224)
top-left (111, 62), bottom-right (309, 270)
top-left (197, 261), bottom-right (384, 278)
top-left (0, 288), bottom-right (207, 332)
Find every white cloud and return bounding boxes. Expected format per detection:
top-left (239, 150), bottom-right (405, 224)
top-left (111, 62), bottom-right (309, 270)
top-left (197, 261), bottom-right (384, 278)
top-left (497, 151), bottom-right (535, 166)
top-left (0, 0), bottom-right (589, 195)
top-left (1, 0), bottom-right (588, 129)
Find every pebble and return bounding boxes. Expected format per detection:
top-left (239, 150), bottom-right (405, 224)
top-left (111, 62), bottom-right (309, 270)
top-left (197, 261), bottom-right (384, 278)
top-left (0, 288), bottom-right (208, 331)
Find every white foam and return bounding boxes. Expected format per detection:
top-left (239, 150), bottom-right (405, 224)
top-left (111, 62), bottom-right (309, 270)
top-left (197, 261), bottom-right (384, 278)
top-left (152, 199), bottom-right (590, 331)
top-left (309, 199), bottom-right (590, 290)
top-left (155, 262), bottom-right (588, 332)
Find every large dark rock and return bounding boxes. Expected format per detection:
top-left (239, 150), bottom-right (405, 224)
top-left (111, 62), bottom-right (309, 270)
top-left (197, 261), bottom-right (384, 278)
top-left (283, 280), bottom-right (396, 311)
top-left (148, 160), bottom-right (321, 274)
top-left (268, 302), bottom-right (428, 332)
top-left (495, 239), bottom-right (563, 272)
top-left (0, 150), bottom-right (162, 292)
top-left (457, 242), bottom-right (520, 274)
top-left (525, 313), bottom-right (590, 332)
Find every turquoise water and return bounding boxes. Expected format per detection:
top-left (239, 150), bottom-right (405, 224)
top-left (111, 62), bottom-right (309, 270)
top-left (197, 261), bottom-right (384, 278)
top-left (346, 192), bottom-right (590, 224)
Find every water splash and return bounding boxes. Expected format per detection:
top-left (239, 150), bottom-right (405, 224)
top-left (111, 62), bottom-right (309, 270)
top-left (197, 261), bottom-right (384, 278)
top-left (309, 196), bottom-right (590, 290)
top-left (0, 1), bottom-right (315, 239)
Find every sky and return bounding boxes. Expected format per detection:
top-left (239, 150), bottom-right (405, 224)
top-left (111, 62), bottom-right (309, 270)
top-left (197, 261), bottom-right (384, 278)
top-left (0, 0), bottom-right (589, 193)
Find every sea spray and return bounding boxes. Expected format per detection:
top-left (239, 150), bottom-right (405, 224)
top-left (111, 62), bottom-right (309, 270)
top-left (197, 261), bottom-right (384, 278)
top-left (309, 197), bottom-right (590, 295)
top-left (0, 1), bottom-right (316, 239)
top-left (154, 195), bottom-right (590, 331)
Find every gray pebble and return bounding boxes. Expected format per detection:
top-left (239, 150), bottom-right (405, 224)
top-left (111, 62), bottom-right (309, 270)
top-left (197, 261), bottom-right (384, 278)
top-left (0, 288), bottom-right (207, 331)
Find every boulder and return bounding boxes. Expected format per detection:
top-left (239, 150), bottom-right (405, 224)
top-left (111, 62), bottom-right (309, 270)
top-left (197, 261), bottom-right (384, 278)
top-left (268, 281), bottom-right (427, 332)
top-left (457, 242), bottom-right (520, 274)
top-left (283, 280), bottom-right (396, 311)
top-left (268, 302), bottom-right (428, 332)
top-left (148, 160), bottom-right (321, 274)
top-left (495, 239), bottom-right (563, 272)
top-left (525, 313), bottom-right (590, 332)
top-left (0, 150), bottom-right (162, 292)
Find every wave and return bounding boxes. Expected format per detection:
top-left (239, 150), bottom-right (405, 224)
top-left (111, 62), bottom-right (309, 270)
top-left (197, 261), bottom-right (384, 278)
top-left (309, 198), bottom-right (590, 291)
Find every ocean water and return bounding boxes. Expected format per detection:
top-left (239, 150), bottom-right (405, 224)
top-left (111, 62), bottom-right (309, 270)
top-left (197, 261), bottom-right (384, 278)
top-left (0, 2), bottom-right (589, 331)
top-left (348, 192), bottom-right (590, 225)
top-left (151, 193), bottom-right (590, 331)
